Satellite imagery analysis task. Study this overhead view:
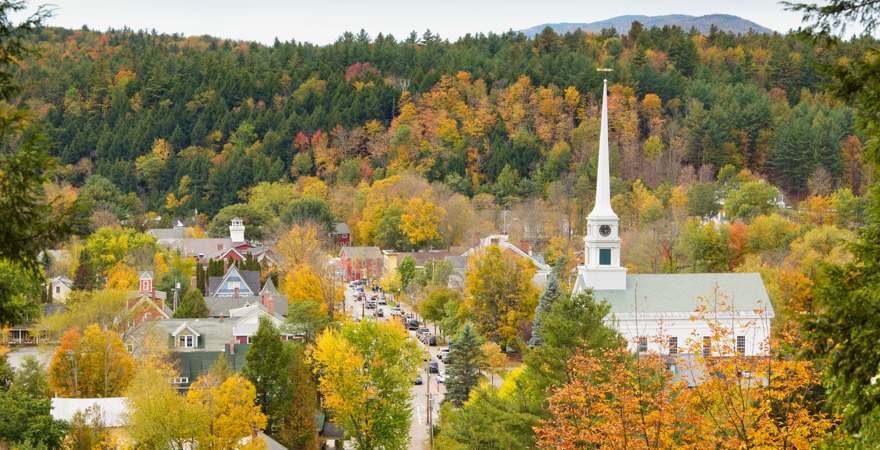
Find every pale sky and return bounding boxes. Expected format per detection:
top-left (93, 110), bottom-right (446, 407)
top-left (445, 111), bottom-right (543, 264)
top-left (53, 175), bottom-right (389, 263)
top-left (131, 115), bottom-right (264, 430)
top-left (27, 0), bottom-right (806, 45)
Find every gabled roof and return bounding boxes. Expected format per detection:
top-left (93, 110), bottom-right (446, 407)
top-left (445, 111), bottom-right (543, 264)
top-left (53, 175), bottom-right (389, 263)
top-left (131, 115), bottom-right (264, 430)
top-left (171, 321), bottom-right (201, 337)
top-left (207, 266), bottom-right (259, 297)
top-left (50, 276), bottom-right (73, 288)
top-left (332, 222), bottom-right (350, 235)
top-left (232, 308), bottom-right (287, 337)
top-left (259, 277), bottom-right (280, 297)
top-left (461, 234), bottom-right (552, 273)
top-left (205, 295), bottom-right (289, 318)
top-left (138, 271), bottom-right (153, 280)
top-left (591, 272), bottom-right (774, 317)
top-left (340, 246), bottom-right (382, 260)
top-left (129, 294), bottom-right (172, 319)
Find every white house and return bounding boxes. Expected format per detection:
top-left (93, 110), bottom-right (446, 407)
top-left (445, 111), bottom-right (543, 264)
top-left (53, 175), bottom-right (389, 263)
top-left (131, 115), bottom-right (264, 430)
top-left (572, 79), bottom-right (774, 357)
top-left (48, 276), bottom-right (73, 303)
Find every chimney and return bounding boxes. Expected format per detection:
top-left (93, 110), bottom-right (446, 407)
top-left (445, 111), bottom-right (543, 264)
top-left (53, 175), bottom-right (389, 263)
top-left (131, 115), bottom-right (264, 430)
top-left (151, 287), bottom-right (156, 300)
top-left (263, 294), bottom-right (275, 315)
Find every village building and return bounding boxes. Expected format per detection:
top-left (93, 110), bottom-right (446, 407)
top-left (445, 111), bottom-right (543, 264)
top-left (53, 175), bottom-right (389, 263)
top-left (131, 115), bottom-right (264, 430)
top-left (330, 222), bottom-right (352, 246)
top-left (571, 80), bottom-right (774, 357)
top-left (204, 265), bottom-right (288, 318)
top-left (445, 234), bottom-right (552, 290)
top-left (126, 307), bottom-right (290, 390)
top-left (382, 249), bottom-right (458, 275)
top-left (48, 275), bottom-right (73, 303)
top-left (338, 246), bottom-right (383, 281)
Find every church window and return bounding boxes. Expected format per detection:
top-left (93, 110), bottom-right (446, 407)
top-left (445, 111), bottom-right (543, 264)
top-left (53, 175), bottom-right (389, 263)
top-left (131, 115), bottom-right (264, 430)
top-left (637, 336), bottom-right (648, 353)
top-left (736, 336), bottom-right (746, 355)
top-left (668, 336), bottom-right (678, 355)
top-left (599, 248), bottom-right (611, 265)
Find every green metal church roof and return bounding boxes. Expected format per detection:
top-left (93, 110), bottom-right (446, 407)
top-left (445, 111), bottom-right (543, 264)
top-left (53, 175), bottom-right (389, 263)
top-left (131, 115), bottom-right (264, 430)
top-left (594, 272), bottom-right (773, 316)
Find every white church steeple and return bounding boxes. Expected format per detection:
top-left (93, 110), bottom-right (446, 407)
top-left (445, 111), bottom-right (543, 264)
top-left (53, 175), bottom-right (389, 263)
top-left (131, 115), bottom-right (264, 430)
top-left (574, 79), bottom-right (627, 291)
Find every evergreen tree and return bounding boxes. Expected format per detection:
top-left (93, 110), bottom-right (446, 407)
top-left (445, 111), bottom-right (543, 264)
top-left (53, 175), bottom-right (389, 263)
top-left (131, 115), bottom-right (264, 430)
top-left (242, 316), bottom-right (292, 433)
top-left (445, 323), bottom-right (485, 407)
top-left (73, 249), bottom-right (95, 291)
top-left (173, 289), bottom-right (209, 318)
top-left (278, 343), bottom-right (320, 450)
top-left (528, 272), bottom-right (562, 348)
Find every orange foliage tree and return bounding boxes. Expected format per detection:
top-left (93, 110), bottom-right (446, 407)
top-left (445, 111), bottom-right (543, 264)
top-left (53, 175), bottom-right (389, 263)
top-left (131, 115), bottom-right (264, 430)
top-left (48, 324), bottom-right (134, 397)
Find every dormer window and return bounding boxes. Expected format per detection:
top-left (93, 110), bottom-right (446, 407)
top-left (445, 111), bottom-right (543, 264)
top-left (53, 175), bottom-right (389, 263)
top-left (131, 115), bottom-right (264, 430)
top-left (178, 335), bottom-right (194, 348)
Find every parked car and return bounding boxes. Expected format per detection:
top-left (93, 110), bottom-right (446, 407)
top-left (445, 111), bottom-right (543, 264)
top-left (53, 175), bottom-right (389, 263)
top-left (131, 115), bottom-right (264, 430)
top-left (428, 360), bottom-right (439, 374)
top-left (426, 335), bottom-right (438, 346)
top-left (417, 327), bottom-right (430, 336)
top-left (436, 374), bottom-right (445, 384)
top-left (407, 319), bottom-right (420, 330)
top-left (438, 348), bottom-right (450, 361)
top-left (414, 375), bottom-right (423, 385)
top-left (376, 309), bottom-right (384, 318)
top-left (365, 302), bottom-right (376, 309)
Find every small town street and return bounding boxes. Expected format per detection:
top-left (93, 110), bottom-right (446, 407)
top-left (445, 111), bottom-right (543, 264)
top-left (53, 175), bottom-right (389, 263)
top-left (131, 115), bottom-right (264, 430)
top-left (343, 285), bottom-right (445, 450)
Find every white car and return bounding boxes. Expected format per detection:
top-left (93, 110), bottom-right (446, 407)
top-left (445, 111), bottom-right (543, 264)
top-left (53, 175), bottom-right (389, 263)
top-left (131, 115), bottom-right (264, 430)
top-left (436, 374), bottom-right (445, 384)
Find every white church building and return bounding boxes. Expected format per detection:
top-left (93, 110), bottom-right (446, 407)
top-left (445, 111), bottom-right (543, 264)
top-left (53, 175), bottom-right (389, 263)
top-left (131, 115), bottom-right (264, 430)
top-left (572, 80), bottom-right (774, 357)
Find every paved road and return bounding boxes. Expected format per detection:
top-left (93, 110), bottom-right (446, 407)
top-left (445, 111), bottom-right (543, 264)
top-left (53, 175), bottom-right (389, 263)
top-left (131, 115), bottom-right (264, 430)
top-left (343, 286), bottom-right (445, 450)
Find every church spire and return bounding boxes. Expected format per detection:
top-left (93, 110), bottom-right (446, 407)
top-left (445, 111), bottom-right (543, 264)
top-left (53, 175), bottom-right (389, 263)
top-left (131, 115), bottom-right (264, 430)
top-left (589, 79), bottom-right (616, 219)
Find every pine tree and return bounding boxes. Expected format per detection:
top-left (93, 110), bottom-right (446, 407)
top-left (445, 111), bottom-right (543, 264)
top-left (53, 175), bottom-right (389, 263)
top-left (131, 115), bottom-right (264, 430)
top-left (173, 289), bottom-right (209, 318)
top-left (445, 323), bottom-right (485, 407)
top-left (73, 249), bottom-right (95, 291)
top-left (278, 343), bottom-right (320, 450)
top-left (529, 272), bottom-right (562, 348)
top-left (242, 316), bottom-right (292, 433)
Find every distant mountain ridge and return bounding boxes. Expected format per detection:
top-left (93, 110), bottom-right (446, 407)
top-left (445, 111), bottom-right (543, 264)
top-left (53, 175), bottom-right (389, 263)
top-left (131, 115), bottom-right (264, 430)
top-left (521, 14), bottom-right (773, 36)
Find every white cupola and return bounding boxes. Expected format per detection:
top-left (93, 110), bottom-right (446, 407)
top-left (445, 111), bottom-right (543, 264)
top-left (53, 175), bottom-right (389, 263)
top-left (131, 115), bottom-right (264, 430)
top-left (229, 218), bottom-right (245, 243)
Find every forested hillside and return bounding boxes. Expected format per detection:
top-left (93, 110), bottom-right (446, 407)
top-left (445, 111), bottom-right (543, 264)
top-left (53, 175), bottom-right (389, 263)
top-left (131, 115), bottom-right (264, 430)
top-left (19, 24), bottom-right (873, 228)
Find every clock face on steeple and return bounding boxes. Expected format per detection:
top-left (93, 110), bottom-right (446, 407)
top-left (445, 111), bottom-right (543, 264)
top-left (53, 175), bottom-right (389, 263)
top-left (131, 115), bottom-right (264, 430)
top-left (599, 224), bottom-right (612, 237)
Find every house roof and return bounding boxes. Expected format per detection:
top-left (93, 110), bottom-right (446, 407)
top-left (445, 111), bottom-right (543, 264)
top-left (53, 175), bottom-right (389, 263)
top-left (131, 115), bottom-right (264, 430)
top-left (157, 238), bottom-right (234, 258)
top-left (50, 276), bottom-right (73, 288)
top-left (148, 226), bottom-right (186, 240)
top-left (461, 234), bottom-right (552, 273)
top-left (205, 295), bottom-right (288, 318)
top-left (138, 271), bottom-right (153, 280)
top-left (592, 273), bottom-right (774, 317)
top-left (207, 267), bottom-right (261, 297)
top-left (171, 322), bottom-right (201, 337)
top-left (51, 397), bottom-right (127, 427)
top-left (131, 318), bottom-right (236, 352)
top-left (340, 246), bottom-right (382, 260)
top-left (333, 222), bottom-right (350, 235)
top-left (384, 250), bottom-right (457, 267)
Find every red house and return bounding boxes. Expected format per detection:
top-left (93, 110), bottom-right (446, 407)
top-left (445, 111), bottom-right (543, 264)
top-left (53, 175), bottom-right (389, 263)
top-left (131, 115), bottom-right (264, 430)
top-left (338, 246), bottom-right (383, 281)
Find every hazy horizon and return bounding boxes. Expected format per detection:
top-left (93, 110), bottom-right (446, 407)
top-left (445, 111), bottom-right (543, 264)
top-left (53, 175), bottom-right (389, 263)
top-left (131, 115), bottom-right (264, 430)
top-left (19, 0), bottom-right (808, 45)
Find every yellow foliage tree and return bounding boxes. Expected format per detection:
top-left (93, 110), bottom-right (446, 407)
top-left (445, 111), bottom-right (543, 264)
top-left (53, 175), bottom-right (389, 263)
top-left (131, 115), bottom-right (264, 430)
top-left (187, 374), bottom-right (268, 450)
top-left (400, 197), bottom-right (446, 248)
top-left (283, 263), bottom-right (325, 310)
top-left (464, 246), bottom-right (538, 350)
top-left (48, 324), bottom-right (134, 397)
top-left (105, 261), bottom-right (138, 289)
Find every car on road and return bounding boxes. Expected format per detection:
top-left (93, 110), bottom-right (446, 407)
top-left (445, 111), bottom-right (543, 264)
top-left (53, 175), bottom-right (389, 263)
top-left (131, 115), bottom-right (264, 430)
top-left (436, 374), bottom-right (445, 384)
top-left (414, 375), bottom-right (423, 385)
top-left (407, 319), bottom-right (420, 330)
top-left (417, 327), bottom-right (430, 336)
top-left (376, 309), bottom-right (384, 318)
top-left (378, 298), bottom-right (387, 305)
top-left (428, 360), bottom-right (439, 374)
top-left (365, 302), bottom-right (376, 309)
top-left (438, 348), bottom-right (450, 361)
